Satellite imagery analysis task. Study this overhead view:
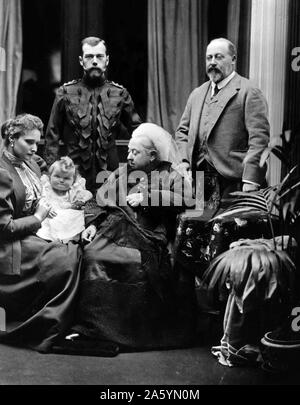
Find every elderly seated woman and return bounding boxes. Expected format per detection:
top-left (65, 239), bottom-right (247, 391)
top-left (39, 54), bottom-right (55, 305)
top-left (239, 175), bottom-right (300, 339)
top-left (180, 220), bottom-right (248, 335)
top-left (0, 114), bottom-right (81, 352)
top-left (56, 123), bottom-right (197, 355)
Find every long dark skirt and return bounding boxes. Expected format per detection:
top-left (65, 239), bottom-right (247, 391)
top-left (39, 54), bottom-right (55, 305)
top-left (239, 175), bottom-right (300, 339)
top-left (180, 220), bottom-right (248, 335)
top-left (0, 235), bottom-right (81, 352)
top-left (72, 208), bottom-right (196, 350)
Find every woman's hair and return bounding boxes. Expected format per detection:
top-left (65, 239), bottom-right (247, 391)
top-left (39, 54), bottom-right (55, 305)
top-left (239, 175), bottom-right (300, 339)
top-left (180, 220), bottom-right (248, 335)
top-left (1, 114), bottom-right (44, 147)
top-left (131, 123), bottom-right (181, 165)
top-left (132, 135), bottom-right (157, 154)
top-left (49, 156), bottom-right (77, 181)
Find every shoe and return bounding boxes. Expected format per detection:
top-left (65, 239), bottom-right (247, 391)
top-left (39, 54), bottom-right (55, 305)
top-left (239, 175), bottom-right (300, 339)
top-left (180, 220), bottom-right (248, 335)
top-left (65, 333), bottom-right (80, 341)
top-left (51, 335), bottom-right (120, 357)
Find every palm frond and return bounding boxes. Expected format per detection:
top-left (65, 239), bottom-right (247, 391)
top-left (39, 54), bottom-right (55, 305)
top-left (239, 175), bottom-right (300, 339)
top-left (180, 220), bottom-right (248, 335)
top-left (282, 201), bottom-right (295, 223)
top-left (202, 254), bottom-right (228, 289)
top-left (282, 202), bottom-right (289, 219)
top-left (260, 145), bottom-right (290, 168)
top-left (212, 189), bottom-right (274, 222)
top-left (289, 191), bottom-right (300, 213)
top-left (212, 207), bottom-right (262, 222)
top-left (202, 238), bottom-right (296, 312)
top-left (239, 250), bottom-right (264, 312)
top-left (264, 268), bottom-right (278, 300)
top-left (277, 166), bottom-right (297, 194)
top-left (278, 180), bottom-right (300, 200)
top-left (259, 250), bottom-right (272, 281)
top-left (250, 250), bottom-right (262, 285)
top-left (230, 248), bottom-right (252, 295)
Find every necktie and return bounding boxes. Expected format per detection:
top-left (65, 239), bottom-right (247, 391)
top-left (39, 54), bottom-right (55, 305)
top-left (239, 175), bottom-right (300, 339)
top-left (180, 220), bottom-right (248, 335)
top-left (212, 85), bottom-right (219, 98)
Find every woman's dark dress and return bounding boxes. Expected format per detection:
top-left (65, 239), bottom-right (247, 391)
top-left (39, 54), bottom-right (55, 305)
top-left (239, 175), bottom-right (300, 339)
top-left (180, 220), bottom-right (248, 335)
top-left (72, 163), bottom-right (197, 350)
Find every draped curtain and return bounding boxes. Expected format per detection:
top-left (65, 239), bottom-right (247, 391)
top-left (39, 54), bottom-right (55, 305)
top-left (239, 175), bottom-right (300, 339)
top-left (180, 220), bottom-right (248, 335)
top-left (147, 0), bottom-right (208, 135)
top-left (0, 0), bottom-right (22, 128)
top-left (227, 0), bottom-right (251, 78)
top-left (61, 0), bottom-right (104, 82)
top-left (249, 0), bottom-right (289, 186)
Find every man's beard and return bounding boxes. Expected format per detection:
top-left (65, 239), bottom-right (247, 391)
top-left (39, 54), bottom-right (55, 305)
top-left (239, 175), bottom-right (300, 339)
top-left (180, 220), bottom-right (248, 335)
top-left (83, 68), bottom-right (106, 87)
top-left (207, 67), bottom-right (223, 83)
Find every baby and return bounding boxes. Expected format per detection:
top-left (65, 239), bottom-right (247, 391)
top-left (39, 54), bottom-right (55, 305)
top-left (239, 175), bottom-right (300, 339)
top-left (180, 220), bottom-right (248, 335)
top-left (37, 156), bottom-right (92, 242)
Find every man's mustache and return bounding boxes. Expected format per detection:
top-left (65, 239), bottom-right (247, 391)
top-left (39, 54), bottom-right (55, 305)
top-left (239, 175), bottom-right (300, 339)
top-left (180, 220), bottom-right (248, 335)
top-left (207, 66), bottom-right (221, 74)
top-left (87, 67), bottom-right (102, 72)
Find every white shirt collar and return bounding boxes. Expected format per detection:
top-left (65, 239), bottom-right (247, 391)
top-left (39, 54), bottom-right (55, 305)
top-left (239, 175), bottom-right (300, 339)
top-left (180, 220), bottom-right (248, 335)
top-left (211, 71), bottom-right (236, 95)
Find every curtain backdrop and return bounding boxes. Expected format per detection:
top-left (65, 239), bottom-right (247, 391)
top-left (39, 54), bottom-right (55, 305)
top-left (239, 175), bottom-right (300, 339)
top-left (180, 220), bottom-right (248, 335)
top-left (61, 0), bottom-right (104, 82)
top-left (250, 0), bottom-right (289, 187)
top-left (227, 0), bottom-right (251, 78)
top-left (147, 0), bottom-right (208, 135)
top-left (0, 0), bottom-right (22, 129)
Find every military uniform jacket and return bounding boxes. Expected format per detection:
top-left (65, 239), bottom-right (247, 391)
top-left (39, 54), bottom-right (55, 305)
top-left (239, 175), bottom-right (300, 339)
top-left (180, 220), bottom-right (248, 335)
top-left (44, 78), bottom-right (142, 174)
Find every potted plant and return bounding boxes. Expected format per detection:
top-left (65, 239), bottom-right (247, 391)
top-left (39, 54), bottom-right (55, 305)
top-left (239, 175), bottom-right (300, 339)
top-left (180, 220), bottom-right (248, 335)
top-left (203, 132), bottom-right (300, 369)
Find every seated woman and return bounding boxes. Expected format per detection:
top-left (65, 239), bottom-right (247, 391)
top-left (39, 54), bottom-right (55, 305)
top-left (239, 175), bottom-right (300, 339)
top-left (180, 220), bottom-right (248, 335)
top-left (0, 114), bottom-right (81, 352)
top-left (61, 123), bottom-right (197, 354)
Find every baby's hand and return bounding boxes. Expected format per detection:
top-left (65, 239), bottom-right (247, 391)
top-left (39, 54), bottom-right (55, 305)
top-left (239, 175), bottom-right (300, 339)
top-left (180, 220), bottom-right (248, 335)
top-left (71, 200), bottom-right (85, 210)
top-left (126, 192), bottom-right (144, 207)
top-left (73, 189), bottom-right (93, 203)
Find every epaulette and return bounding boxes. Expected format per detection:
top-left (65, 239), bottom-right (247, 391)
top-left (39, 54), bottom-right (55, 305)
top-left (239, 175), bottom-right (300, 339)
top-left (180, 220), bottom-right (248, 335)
top-left (63, 79), bottom-right (80, 87)
top-left (109, 81), bottom-right (124, 89)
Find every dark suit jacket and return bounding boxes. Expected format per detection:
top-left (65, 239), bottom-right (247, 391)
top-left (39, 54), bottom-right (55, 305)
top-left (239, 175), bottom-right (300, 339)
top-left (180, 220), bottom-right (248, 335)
top-left (175, 73), bottom-right (270, 185)
top-left (0, 154), bottom-right (42, 275)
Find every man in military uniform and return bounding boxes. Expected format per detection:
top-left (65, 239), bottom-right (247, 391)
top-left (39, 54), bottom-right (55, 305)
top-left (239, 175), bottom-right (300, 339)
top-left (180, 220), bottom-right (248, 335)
top-left (44, 36), bottom-right (142, 192)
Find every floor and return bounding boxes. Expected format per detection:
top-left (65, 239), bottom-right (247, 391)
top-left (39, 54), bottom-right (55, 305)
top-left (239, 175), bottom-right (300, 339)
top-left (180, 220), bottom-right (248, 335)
top-left (1, 343), bottom-right (299, 385)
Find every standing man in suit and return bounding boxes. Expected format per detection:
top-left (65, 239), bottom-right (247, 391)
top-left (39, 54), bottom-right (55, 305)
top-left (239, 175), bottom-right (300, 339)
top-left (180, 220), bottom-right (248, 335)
top-left (44, 37), bottom-right (142, 193)
top-left (175, 38), bottom-right (270, 205)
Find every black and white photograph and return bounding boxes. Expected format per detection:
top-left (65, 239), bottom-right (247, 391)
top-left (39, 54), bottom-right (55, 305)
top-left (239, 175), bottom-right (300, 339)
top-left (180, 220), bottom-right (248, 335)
top-left (0, 0), bottom-right (300, 390)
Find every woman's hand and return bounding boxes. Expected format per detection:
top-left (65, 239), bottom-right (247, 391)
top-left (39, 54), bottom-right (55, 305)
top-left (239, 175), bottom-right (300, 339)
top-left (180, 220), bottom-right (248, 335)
top-left (126, 192), bottom-right (144, 207)
top-left (34, 198), bottom-right (53, 222)
top-left (47, 208), bottom-right (57, 219)
top-left (81, 225), bottom-right (97, 243)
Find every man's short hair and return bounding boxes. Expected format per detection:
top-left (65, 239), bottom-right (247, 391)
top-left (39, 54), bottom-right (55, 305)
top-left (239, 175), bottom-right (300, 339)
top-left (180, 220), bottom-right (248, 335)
top-left (208, 38), bottom-right (237, 57)
top-left (81, 37), bottom-right (108, 54)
